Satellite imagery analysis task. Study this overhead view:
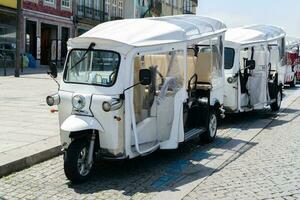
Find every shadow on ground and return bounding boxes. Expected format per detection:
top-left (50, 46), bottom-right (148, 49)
top-left (66, 98), bottom-right (300, 196)
top-left (67, 136), bottom-right (257, 196)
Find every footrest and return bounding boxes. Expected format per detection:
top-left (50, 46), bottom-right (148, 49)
top-left (184, 128), bottom-right (206, 141)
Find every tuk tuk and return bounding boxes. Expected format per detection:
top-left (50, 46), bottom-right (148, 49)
top-left (46, 15), bottom-right (227, 183)
top-left (223, 25), bottom-right (286, 113)
top-left (285, 39), bottom-right (300, 87)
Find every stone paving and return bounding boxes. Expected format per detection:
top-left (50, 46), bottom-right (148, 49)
top-left (183, 92), bottom-right (300, 200)
top-left (0, 85), bottom-right (299, 200)
top-left (0, 71), bottom-right (60, 175)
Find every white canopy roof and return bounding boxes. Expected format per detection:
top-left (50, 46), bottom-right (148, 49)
top-left (225, 25), bottom-right (286, 46)
top-left (71, 15), bottom-right (226, 47)
top-left (286, 36), bottom-right (300, 49)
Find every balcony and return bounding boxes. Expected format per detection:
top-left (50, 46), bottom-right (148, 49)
top-left (77, 5), bottom-right (105, 22)
top-left (183, 10), bottom-right (196, 14)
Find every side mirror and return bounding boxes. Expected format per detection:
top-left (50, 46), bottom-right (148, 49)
top-left (139, 69), bottom-right (152, 85)
top-left (47, 62), bottom-right (57, 78)
top-left (246, 60), bottom-right (256, 70)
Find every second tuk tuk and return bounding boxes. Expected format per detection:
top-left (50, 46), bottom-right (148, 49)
top-left (223, 25), bottom-right (286, 113)
top-left (285, 39), bottom-right (300, 87)
top-left (46, 15), bottom-right (227, 183)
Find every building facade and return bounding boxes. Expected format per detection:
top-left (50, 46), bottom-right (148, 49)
top-left (22, 0), bottom-right (74, 66)
top-left (125, 0), bottom-right (197, 19)
top-left (0, 0), bottom-right (17, 67)
top-left (75, 0), bottom-right (126, 36)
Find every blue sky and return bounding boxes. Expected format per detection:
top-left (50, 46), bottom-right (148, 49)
top-left (197, 0), bottom-right (300, 37)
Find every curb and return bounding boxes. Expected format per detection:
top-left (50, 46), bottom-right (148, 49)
top-left (0, 136), bottom-right (62, 178)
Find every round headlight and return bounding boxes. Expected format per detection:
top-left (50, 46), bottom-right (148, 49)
top-left (102, 101), bottom-right (111, 112)
top-left (72, 95), bottom-right (85, 110)
top-left (46, 94), bottom-right (60, 106)
top-left (227, 77), bottom-right (234, 84)
top-left (46, 96), bottom-right (55, 106)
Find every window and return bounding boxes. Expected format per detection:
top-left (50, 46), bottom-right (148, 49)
top-left (224, 48), bottom-right (235, 70)
top-left (77, 0), bottom-right (84, 15)
top-left (44, 0), bottom-right (55, 4)
top-left (61, 0), bottom-right (70, 8)
top-left (94, 0), bottom-right (101, 19)
top-left (105, 0), bottom-right (110, 14)
top-left (112, 0), bottom-right (117, 17)
top-left (133, 50), bottom-right (184, 124)
top-left (64, 49), bottom-right (121, 86)
top-left (85, 0), bottom-right (93, 16)
top-left (117, 1), bottom-right (123, 17)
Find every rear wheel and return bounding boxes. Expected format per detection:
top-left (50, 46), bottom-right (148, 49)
top-left (270, 89), bottom-right (282, 111)
top-left (64, 139), bottom-right (94, 184)
top-left (200, 110), bottom-right (217, 143)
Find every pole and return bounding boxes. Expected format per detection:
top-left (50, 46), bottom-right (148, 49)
top-left (171, 0), bottom-right (174, 15)
top-left (15, 0), bottom-right (21, 77)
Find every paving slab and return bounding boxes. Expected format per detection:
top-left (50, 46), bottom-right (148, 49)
top-left (0, 70), bottom-right (61, 177)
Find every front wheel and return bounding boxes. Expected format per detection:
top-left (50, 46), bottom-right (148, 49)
top-left (200, 110), bottom-right (218, 143)
top-left (270, 89), bottom-right (282, 111)
top-left (64, 139), bottom-right (94, 184)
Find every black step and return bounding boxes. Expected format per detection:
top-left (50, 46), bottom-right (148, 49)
top-left (184, 128), bottom-right (206, 141)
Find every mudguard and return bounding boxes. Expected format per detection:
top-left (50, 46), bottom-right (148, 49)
top-left (61, 115), bottom-right (104, 132)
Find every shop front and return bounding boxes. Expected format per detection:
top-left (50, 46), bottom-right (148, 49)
top-left (0, 1), bottom-right (17, 68)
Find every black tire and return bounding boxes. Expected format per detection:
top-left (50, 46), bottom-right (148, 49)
top-left (270, 88), bottom-right (282, 111)
top-left (290, 75), bottom-right (297, 87)
top-left (64, 139), bottom-right (94, 184)
top-left (200, 110), bottom-right (218, 143)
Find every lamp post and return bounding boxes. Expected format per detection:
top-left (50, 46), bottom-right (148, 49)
top-left (15, 0), bottom-right (21, 77)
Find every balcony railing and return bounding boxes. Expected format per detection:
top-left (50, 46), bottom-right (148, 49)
top-left (77, 5), bottom-right (105, 22)
top-left (183, 10), bottom-right (196, 14)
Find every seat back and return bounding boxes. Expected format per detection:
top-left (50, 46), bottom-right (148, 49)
top-left (196, 52), bottom-right (213, 83)
top-left (133, 57), bottom-right (145, 123)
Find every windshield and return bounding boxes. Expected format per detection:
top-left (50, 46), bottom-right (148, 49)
top-left (224, 47), bottom-right (235, 70)
top-left (64, 49), bottom-right (120, 86)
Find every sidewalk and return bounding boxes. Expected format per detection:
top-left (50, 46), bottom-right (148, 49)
top-left (0, 69), bottom-right (61, 177)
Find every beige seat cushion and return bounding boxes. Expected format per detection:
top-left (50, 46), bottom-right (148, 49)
top-left (133, 57), bottom-right (144, 123)
top-left (196, 52), bottom-right (213, 83)
top-left (186, 49), bottom-right (197, 87)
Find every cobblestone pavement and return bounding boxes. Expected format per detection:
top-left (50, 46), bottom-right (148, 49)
top-left (0, 87), bottom-right (299, 200)
top-left (184, 91), bottom-right (300, 200)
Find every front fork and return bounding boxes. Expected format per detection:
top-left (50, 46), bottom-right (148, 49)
top-left (87, 130), bottom-right (96, 167)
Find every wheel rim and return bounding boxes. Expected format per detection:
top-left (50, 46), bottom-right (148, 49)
top-left (277, 92), bottom-right (281, 108)
top-left (209, 114), bottom-right (217, 137)
top-left (77, 147), bottom-right (91, 177)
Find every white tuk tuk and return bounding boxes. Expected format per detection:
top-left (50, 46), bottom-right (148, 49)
top-left (223, 25), bottom-right (286, 113)
top-left (46, 15), bottom-right (227, 183)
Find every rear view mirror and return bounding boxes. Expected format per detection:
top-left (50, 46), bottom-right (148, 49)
top-left (246, 60), bottom-right (256, 70)
top-left (47, 62), bottom-right (57, 78)
top-left (139, 69), bottom-right (152, 85)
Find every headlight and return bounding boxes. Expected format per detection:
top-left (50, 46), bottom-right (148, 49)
top-left (102, 99), bottom-right (123, 112)
top-left (227, 77), bottom-right (234, 84)
top-left (46, 94), bottom-right (60, 106)
top-left (102, 101), bottom-right (111, 112)
top-left (72, 95), bottom-right (85, 110)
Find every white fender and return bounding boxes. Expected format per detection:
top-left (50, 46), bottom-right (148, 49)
top-left (61, 115), bottom-right (104, 132)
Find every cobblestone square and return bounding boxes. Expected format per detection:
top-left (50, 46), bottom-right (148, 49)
top-left (0, 87), bottom-right (299, 200)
